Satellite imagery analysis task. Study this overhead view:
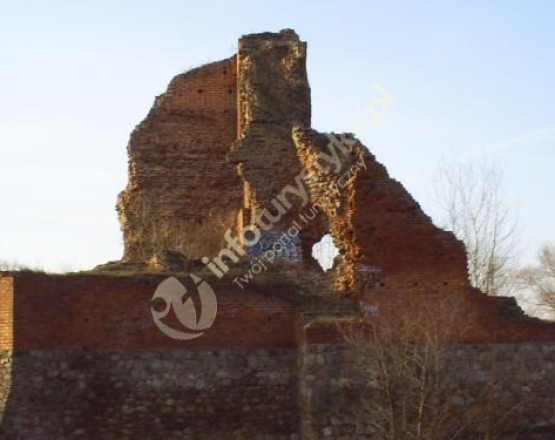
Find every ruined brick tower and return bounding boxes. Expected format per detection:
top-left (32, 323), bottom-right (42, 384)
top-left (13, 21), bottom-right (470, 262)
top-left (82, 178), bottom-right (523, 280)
top-left (117, 29), bottom-right (469, 295)
top-left (115, 28), bottom-right (555, 335)
top-left (117, 30), bottom-right (313, 264)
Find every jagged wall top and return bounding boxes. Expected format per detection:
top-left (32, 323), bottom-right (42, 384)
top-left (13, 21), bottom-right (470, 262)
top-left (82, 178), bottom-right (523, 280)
top-left (237, 29), bottom-right (311, 135)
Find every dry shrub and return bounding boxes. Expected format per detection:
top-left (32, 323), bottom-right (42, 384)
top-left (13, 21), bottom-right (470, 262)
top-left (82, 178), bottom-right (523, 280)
top-left (345, 296), bottom-right (525, 439)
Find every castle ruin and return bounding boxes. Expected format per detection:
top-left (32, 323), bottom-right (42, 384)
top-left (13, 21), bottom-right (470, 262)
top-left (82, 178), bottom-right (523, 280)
top-left (1, 30), bottom-right (555, 439)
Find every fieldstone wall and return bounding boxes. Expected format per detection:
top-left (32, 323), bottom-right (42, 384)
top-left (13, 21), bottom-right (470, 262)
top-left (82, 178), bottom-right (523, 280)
top-left (300, 343), bottom-right (555, 439)
top-left (0, 351), bottom-right (11, 430)
top-left (0, 348), bottom-right (301, 439)
top-left (3, 343), bottom-right (555, 438)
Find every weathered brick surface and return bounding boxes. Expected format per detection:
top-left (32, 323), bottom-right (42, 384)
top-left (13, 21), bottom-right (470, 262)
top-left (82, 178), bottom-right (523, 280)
top-left (0, 273), bottom-right (296, 351)
top-left (115, 28), bottom-right (537, 343)
top-left (117, 56), bottom-right (242, 261)
top-left (292, 128), bottom-right (468, 291)
top-left (237, 30), bottom-right (310, 133)
top-left (0, 276), bottom-right (13, 351)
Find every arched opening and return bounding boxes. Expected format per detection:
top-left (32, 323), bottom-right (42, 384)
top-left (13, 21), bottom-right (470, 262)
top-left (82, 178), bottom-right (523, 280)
top-left (312, 233), bottom-right (339, 271)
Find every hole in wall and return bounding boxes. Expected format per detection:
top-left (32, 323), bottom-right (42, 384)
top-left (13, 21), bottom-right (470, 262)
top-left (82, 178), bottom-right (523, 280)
top-left (197, 89), bottom-right (203, 93)
top-left (223, 69), bottom-right (227, 75)
top-left (312, 233), bottom-right (339, 271)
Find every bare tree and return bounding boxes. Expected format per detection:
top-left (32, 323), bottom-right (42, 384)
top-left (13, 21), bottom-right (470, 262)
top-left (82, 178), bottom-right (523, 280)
top-left (517, 243), bottom-right (555, 314)
top-left (435, 160), bottom-right (519, 296)
top-left (345, 298), bottom-right (524, 439)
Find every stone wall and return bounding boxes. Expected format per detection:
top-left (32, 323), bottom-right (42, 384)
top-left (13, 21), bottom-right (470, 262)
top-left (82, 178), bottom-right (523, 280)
top-left (300, 343), bottom-right (555, 439)
top-left (2, 336), bottom-right (555, 438)
top-left (0, 348), bottom-right (300, 439)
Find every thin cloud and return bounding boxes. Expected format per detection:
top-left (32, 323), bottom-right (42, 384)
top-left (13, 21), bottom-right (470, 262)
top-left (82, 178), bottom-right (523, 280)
top-left (464, 122), bottom-right (555, 159)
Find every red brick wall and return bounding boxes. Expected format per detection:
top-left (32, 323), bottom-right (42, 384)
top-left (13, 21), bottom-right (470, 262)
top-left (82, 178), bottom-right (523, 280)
top-left (304, 285), bottom-right (555, 345)
top-left (0, 275), bottom-right (14, 350)
top-left (118, 56), bottom-right (243, 262)
top-left (155, 57), bottom-right (237, 112)
top-left (3, 273), bottom-right (297, 351)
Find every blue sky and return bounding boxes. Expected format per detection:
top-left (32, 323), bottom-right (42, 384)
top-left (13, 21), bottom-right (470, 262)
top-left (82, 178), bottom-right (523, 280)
top-left (0, 0), bottom-right (554, 271)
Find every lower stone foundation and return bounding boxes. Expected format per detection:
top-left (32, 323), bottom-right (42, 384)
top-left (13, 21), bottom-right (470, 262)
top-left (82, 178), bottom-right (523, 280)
top-left (2, 343), bottom-right (555, 439)
top-left (300, 343), bottom-right (555, 439)
top-left (0, 348), bottom-right (300, 439)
